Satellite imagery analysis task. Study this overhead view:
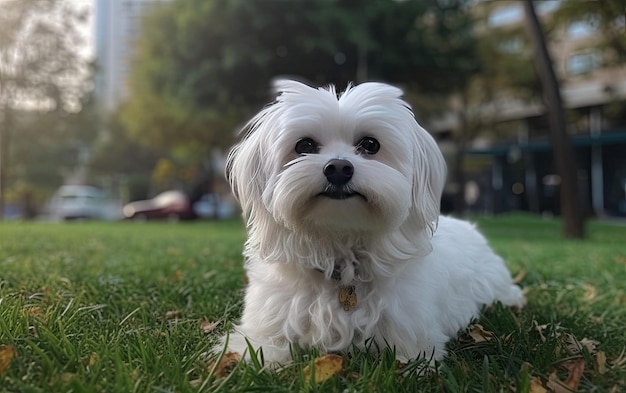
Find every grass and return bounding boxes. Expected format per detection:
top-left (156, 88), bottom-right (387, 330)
top-left (0, 215), bottom-right (624, 392)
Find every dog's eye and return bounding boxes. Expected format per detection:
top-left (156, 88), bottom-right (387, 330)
top-left (356, 137), bottom-right (380, 155)
top-left (295, 138), bottom-right (319, 154)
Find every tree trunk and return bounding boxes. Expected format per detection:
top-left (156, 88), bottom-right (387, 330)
top-left (452, 144), bottom-right (467, 215)
top-left (523, 0), bottom-right (585, 238)
top-left (0, 107), bottom-right (12, 221)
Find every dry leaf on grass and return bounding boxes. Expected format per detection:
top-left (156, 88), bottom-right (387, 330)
top-left (303, 354), bottom-right (343, 383)
top-left (60, 372), bottom-right (76, 382)
top-left (208, 352), bottom-right (241, 378)
top-left (530, 377), bottom-right (548, 393)
top-left (595, 351), bottom-right (607, 374)
top-left (547, 358), bottom-right (586, 393)
top-left (564, 359), bottom-right (586, 391)
top-left (583, 284), bottom-right (597, 302)
top-left (579, 338), bottom-right (599, 354)
top-left (564, 334), bottom-right (599, 356)
top-left (513, 268), bottom-right (527, 284)
top-left (21, 306), bottom-right (42, 317)
top-left (531, 320), bottom-right (549, 343)
top-left (0, 345), bottom-right (15, 375)
top-left (469, 324), bottom-right (495, 343)
top-left (166, 247), bottom-right (181, 256)
top-left (165, 310), bottom-right (182, 320)
top-left (170, 270), bottom-right (184, 282)
top-left (200, 319), bottom-right (220, 334)
top-left (81, 352), bottom-right (98, 368)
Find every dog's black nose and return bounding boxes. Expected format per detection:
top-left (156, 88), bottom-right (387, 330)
top-left (323, 159), bottom-right (354, 186)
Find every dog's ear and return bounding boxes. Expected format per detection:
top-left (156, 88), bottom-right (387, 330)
top-left (410, 124), bottom-right (447, 236)
top-left (225, 115), bottom-right (268, 222)
top-left (227, 80), bottom-right (315, 223)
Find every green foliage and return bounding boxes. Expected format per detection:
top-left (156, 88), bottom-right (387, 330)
top-left (1, 216), bottom-right (625, 391)
top-left (0, 0), bottom-right (89, 109)
top-left (0, 0), bottom-right (93, 214)
top-left (89, 114), bottom-right (162, 201)
top-left (121, 0), bottom-right (482, 154)
top-left (475, 27), bottom-right (540, 102)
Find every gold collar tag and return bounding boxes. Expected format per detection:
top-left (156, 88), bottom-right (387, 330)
top-left (338, 285), bottom-right (357, 312)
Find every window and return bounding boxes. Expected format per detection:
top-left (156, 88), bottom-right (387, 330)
top-left (488, 4), bottom-right (522, 27)
top-left (567, 20), bottom-right (598, 39)
top-left (536, 0), bottom-right (561, 15)
top-left (566, 51), bottom-right (601, 76)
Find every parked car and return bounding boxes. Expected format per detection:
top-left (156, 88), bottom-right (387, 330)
top-left (48, 185), bottom-right (122, 221)
top-left (123, 190), bottom-right (194, 221)
top-left (192, 193), bottom-right (235, 220)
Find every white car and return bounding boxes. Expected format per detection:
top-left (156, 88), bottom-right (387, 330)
top-left (192, 193), bottom-right (235, 220)
top-left (48, 185), bottom-right (122, 221)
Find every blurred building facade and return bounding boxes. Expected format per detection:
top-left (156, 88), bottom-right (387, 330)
top-left (94, 0), bottom-right (171, 112)
top-left (442, 1), bottom-right (626, 217)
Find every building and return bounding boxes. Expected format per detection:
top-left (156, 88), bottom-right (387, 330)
top-left (94, 0), bottom-right (171, 112)
top-left (442, 1), bottom-right (626, 217)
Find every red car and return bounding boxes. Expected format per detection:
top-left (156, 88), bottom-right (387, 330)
top-left (122, 190), bottom-right (194, 221)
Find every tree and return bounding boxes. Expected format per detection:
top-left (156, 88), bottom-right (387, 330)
top-left (121, 0), bottom-right (482, 201)
top-left (523, 0), bottom-right (585, 238)
top-left (121, 0), bottom-right (484, 148)
top-left (436, 2), bottom-right (545, 215)
top-left (379, 0), bottom-right (501, 215)
top-left (0, 0), bottom-right (90, 218)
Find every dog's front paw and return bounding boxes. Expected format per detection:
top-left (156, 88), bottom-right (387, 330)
top-left (214, 331), bottom-right (294, 367)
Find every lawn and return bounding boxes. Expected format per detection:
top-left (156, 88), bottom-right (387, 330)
top-left (0, 215), bottom-right (624, 392)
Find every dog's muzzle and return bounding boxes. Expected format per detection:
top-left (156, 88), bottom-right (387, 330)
top-left (324, 159), bottom-right (353, 186)
top-left (321, 159), bottom-right (363, 200)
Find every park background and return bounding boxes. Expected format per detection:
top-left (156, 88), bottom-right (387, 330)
top-left (1, 1), bottom-right (626, 391)
top-left (0, 0), bottom-right (625, 238)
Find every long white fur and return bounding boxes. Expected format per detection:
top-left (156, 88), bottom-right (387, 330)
top-left (221, 80), bottom-right (524, 364)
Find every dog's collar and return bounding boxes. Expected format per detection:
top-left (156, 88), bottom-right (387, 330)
top-left (315, 263), bottom-right (358, 312)
top-left (315, 262), bottom-right (358, 282)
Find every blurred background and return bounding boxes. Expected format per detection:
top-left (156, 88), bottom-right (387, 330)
top-left (0, 0), bottom-right (624, 235)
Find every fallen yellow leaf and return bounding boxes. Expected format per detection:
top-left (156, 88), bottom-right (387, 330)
top-left (165, 310), bottom-right (182, 320)
top-left (547, 358), bottom-right (586, 393)
top-left (60, 372), bottom-right (76, 382)
top-left (564, 334), bottom-right (599, 356)
top-left (579, 338), bottom-right (599, 354)
top-left (0, 345), bottom-right (15, 375)
top-left (565, 359), bottom-right (585, 391)
top-left (530, 377), bottom-right (548, 393)
top-left (200, 319), bottom-right (220, 334)
top-left (81, 352), bottom-right (98, 368)
top-left (469, 324), bottom-right (495, 343)
top-left (547, 371), bottom-right (570, 393)
top-left (170, 270), bottom-right (184, 282)
top-left (531, 320), bottom-right (549, 343)
top-left (583, 284), bottom-right (597, 302)
top-left (595, 351), bottom-right (607, 375)
top-left (304, 354), bottom-right (343, 383)
top-left (208, 352), bottom-right (241, 378)
top-left (513, 268), bottom-right (527, 284)
top-left (166, 247), bottom-right (181, 256)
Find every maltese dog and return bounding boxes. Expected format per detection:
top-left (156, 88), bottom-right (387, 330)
top-left (220, 79), bottom-right (524, 364)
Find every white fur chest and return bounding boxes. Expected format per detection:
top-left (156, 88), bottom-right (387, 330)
top-left (240, 261), bottom-right (386, 353)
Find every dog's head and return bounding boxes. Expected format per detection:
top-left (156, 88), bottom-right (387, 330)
top-left (227, 80), bottom-right (446, 242)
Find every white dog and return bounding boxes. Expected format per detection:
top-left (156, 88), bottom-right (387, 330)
top-left (220, 79), bottom-right (524, 364)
